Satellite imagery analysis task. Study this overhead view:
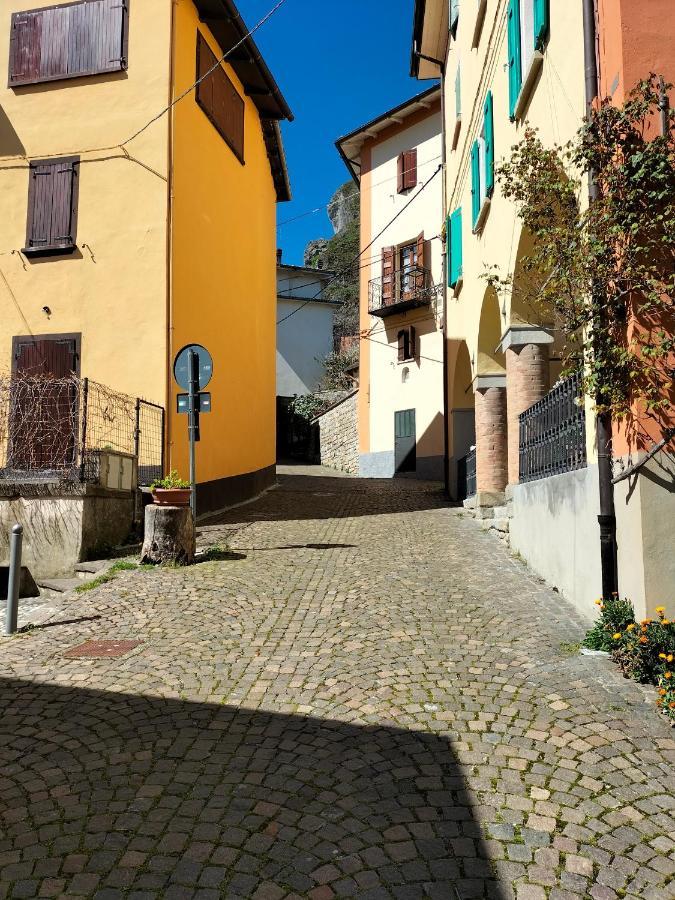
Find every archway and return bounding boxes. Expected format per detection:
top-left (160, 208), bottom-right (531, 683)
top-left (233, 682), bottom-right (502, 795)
top-left (477, 286), bottom-right (506, 375)
top-left (448, 340), bottom-right (475, 500)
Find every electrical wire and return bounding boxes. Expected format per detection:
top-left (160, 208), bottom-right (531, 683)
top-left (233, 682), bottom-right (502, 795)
top-left (277, 155), bottom-right (443, 229)
top-left (0, 0), bottom-right (289, 164)
top-left (276, 165), bottom-right (442, 325)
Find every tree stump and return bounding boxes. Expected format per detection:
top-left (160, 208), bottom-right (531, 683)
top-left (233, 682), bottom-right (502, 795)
top-left (141, 504), bottom-right (195, 566)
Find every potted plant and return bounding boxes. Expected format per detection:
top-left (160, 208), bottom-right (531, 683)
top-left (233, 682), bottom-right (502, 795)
top-left (150, 471), bottom-right (191, 507)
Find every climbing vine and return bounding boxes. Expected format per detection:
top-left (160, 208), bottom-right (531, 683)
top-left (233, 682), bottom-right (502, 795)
top-left (487, 76), bottom-right (675, 436)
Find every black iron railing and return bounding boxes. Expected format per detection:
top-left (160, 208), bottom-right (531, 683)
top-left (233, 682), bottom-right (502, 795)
top-left (519, 373), bottom-right (586, 483)
top-left (368, 265), bottom-right (432, 317)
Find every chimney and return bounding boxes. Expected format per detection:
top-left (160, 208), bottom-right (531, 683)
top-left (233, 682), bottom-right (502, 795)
top-left (276, 248), bottom-right (282, 264)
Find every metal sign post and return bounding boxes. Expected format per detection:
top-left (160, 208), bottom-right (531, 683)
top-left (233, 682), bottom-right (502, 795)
top-left (173, 344), bottom-right (213, 524)
top-left (188, 349), bottom-right (199, 521)
top-left (5, 524), bottom-right (23, 636)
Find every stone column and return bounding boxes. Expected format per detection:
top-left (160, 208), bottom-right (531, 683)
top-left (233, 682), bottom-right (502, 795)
top-left (474, 375), bottom-right (508, 500)
top-left (502, 327), bottom-right (554, 485)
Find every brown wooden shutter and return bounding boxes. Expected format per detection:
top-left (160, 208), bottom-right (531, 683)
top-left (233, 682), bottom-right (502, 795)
top-left (404, 149), bottom-right (418, 190)
top-left (397, 330), bottom-right (406, 362)
top-left (8, 11), bottom-right (42, 84)
top-left (196, 31), bottom-right (245, 163)
top-left (397, 153), bottom-right (405, 193)
top-left (415, 232), bottom-right (427, 292)
top-left (381, 246), bottom-right (395, 307)
top-left (25, 157), bottom-right (79, 254)
top-left (8, 0), bottom-right (128, 87)
top-left (409, 325), bottom-right (417, 359)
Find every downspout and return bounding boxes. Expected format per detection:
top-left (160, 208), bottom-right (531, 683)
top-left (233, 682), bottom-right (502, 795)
top-left (165, 0), bottom-right (177, 474)
top-left (440, 64), bottom-right (450, 499)
top-left (583, 0), bottom-right (619, 599)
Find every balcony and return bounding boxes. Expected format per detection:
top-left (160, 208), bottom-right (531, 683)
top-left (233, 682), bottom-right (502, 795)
top-left (368, 266), bottom-right (433, 318)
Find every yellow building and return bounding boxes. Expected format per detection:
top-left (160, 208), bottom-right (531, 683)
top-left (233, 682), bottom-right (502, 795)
top-left (0, 0), bottom-right (291, 514)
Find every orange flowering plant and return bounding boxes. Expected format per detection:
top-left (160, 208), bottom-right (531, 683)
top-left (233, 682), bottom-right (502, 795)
top-left (587, 602), bottom-right (675, 723)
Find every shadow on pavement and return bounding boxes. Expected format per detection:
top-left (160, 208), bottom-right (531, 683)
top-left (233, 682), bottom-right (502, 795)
top-left (0, 677), bottom-right (505, 899)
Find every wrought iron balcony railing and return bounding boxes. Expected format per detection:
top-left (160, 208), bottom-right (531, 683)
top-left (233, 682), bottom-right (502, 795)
top-left (519, 372), bottom-right (587, 483)
top-left (368, 266), bottom-right (432, 317)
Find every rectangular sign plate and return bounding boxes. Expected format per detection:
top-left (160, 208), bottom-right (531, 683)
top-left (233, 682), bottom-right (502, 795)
top-left (177, 392), bottom-right (212, 414)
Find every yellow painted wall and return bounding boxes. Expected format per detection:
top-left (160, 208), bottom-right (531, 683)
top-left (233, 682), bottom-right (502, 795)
top-left (0, 0), bottom-right (171, 403)
top-left (169, 1), bottom-right (278, 488)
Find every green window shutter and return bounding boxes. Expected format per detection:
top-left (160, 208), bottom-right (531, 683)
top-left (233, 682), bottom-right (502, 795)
top-left (507, 0), bottom-right (522, 119)
top-left (448, 208), bottom-right (463, 288)
top-left (534, 0), bottom-right (549, 50)
top-left (470, 141), bottom-right (480, 229)
top-left (484, 91), bottom-right (494, 196)
top-left (450, 0), bottom-right (460, 32)
top-left (455, 65), bottom-right (461, 119)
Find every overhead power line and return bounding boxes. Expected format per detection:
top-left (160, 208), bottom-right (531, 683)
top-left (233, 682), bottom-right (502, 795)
top-left (276, 164), bottom-right (443, 325)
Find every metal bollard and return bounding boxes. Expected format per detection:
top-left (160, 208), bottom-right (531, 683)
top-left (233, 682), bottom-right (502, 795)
top-left (5, 524), bottom-right (23, 636)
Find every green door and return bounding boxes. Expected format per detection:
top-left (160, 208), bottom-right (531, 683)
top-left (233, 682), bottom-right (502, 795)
top-left (394, 409), bottom-right (416, 473)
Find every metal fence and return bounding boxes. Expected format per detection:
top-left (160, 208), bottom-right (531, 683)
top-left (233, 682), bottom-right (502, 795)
top-left (0, 374), bottom-right (164, 486)
top-left (519, 372), bottom-right (587, 483)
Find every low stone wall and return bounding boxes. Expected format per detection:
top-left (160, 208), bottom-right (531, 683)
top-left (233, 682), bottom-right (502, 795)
top-left (315, 391), bottom-right (359, 475)
top-left (0, 482), bottom-right (134, 578)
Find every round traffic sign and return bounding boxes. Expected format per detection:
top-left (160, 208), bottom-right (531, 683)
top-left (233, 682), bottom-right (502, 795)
top-left (173, 344), bottom-right (213, 391)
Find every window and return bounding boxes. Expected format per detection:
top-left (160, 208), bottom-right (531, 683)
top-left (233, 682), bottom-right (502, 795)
top-left (397, 326), bottom-right (417, 362)
top-left (397, 149), bottom-right (417, 193)
top-left (8, 0), bottom-right (129, 88)
top-left (507, 0), bottom-right (550, 118)
top-left (399, 242), bottom-right (418, 295)
top-left (196, 31), bottom-right (245, 163)
top-left (471, 91), bottom-right (494, 231)
top-left (452, 63), bottom-right (462, 150)
top-left (24, 157), bottom-right (79, 255)
top-left (447, 208), bottom-right (463, 289)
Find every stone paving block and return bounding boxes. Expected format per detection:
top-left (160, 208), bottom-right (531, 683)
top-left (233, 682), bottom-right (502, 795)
top-left (0, 472), bottom-right (673, 900)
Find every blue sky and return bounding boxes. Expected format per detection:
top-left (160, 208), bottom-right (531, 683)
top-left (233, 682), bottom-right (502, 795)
top-left (237, 0), bottom-right (432, 265)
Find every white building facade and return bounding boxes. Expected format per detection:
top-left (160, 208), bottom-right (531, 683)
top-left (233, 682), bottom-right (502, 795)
top-left (276, 264), bottom-right (338, 398)
top-left (337, 87), bottom-right (445, 481)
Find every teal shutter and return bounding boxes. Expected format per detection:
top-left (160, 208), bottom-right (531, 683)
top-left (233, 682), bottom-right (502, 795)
top-left (470, 141), bottom-right (480, 228)
top-left (507, 0), bottom-right (522, 119)
top-left (448, 208), bottom-right (463, 288)
top-left (534, 0), bottom-right (549, 50)
top-left (484, 91), bottom-right (494, 196)
top-left (450, 0), bottom-right (460, 32)
top-left (455, 65), bottom-right (461, 119)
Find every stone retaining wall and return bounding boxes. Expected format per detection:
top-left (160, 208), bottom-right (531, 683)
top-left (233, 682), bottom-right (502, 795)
top-left (315, 391), bottom-right (358, 475)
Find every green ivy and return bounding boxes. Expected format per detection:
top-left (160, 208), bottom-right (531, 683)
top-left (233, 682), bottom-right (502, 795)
top-left (488, 76), bottom-right (675, 432)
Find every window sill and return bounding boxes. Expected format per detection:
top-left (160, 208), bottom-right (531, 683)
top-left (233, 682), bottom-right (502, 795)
top-left (22, 243), bottom-right (77, 258)
top-left (514, 51), bottom-right (544, 121)
top-left (472, 196), bottom-right (491, 234)
top-left (451, 116), bottom-right (462, 151)
top-left (471, 0), bottom-right (488, 49)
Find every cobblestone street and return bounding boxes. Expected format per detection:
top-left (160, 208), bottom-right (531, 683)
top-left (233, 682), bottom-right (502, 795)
top-left (1, 467), bottom-right (674, 900)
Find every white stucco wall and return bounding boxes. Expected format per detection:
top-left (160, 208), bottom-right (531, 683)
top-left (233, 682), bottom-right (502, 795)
top-left (276, 267), bottom-right (337, 397)
top-left (363, 111), bottom-right (445, 478)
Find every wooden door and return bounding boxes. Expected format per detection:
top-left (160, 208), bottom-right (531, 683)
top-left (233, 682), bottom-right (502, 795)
top-left (394, 409), bottom-right (416, 473)
top-left (9, 335), bottom-right (79, 472)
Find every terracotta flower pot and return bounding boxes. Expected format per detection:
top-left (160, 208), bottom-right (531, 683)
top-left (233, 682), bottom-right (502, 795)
top-left (152, 488), bottom-right (191, 507)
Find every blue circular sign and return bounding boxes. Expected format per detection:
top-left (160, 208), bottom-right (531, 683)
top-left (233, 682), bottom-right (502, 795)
top-left (173, 344), bottom-right (213, 391)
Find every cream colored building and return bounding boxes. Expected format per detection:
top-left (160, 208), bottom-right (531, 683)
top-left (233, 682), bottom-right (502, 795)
top-left (410, 0), bottom-right (675, 620)
top-left (336, 87), bottom-right (445, 480)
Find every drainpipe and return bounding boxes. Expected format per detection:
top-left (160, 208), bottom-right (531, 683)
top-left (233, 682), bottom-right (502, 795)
top-left (583, 0), bottom-right (619, 599)
top-left (440, 65), bottom-right (450, 499)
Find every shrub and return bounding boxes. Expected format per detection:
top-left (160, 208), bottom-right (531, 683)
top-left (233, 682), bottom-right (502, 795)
top-left (150, 470), bottom-right (190, 490)
top-left (583, 595), bottom-right (635, 651)
top-left (585, 601), bottom-right (675, 724)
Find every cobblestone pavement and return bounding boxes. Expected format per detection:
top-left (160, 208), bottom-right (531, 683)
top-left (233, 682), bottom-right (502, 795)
top-left (1, 468), bottom-right (674, 900)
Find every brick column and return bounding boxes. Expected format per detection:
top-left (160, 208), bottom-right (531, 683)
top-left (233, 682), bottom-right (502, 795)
top-left (475, 382), bottom-right (508, 495)
top-left (505, 338), bottom-right (551, 484)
